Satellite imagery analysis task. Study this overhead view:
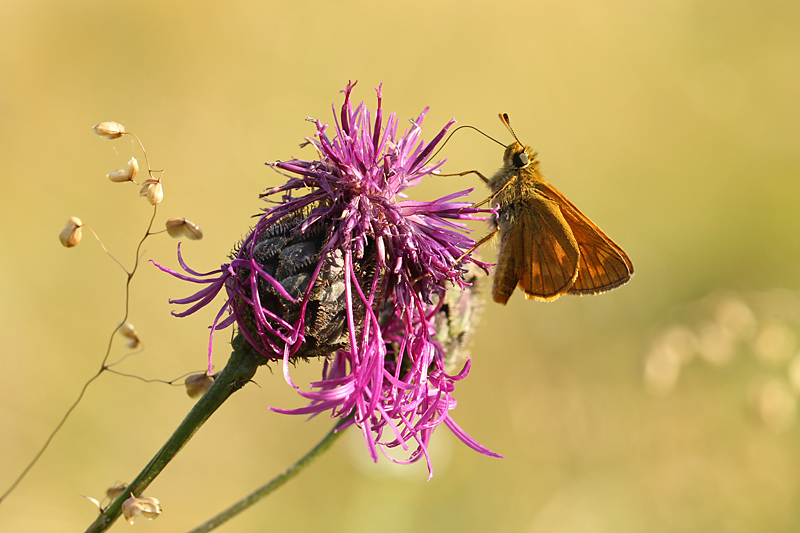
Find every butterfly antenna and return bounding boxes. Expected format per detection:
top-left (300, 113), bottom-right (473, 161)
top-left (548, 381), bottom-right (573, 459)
top-left (499, 113), bottom-right (523, 144)
top-left (426, 125), bottom-right (506, 164)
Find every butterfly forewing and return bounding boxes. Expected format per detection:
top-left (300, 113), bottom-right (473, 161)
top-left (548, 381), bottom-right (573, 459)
top-left (537, 182), bottom-right (633, 294)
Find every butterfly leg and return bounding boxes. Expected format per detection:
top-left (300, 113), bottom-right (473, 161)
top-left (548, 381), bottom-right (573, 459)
top-left (410, 229), bottom-right (499, 285)
top-left (436, 169), bottom-right (489, 184)
top-left (452, 229), bottom-right (498, 265)
top-left (472, 174), bottom-right (517, 209)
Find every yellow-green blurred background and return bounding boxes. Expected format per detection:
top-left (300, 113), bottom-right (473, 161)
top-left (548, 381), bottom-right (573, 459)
top-left (2, 0), bottom-right (800, 531)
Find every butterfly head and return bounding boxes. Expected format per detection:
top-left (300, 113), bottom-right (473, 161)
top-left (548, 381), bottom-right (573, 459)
top-left (503, 142), bottom-right (537, 170)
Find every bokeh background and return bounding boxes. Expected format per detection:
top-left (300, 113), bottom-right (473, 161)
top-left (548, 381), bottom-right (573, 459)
top-left (2, 0), bottom-right (800, 531)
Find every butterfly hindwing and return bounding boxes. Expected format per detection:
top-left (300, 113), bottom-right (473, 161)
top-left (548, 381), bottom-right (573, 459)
top-left (492, 192), bottom-right (580, 304)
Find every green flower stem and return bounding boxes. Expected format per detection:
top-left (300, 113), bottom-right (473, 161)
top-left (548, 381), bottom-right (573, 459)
top-left (187, 416), bottom-right (351, 533)
top-left (84, 334), bottom-right (261, 533)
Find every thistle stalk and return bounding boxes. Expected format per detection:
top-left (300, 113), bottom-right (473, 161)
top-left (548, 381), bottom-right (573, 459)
top-left (84, 334), bottom-right (260, 533)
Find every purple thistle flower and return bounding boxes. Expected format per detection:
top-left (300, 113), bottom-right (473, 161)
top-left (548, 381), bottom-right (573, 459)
top-left (155, 82), bottom-right (501, 476)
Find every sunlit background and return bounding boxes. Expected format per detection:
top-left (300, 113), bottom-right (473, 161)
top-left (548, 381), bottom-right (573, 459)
top-left (2, 0), bottom-right (800, 531)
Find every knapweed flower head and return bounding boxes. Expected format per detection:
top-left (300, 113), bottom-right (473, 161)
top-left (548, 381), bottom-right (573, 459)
top-left (156, 82), bottom-right (501, 475)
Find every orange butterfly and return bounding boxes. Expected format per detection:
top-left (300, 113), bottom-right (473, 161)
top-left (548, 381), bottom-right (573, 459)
top-left (468, 114), bottom-right (633, 304)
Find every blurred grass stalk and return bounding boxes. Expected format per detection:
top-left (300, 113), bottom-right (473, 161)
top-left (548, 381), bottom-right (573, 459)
top-left (186, 416), bottom-right (349, 533)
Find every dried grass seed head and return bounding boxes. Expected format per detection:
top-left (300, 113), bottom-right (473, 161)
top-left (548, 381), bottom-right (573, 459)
top-left (166, 218), bottom-right (203, 240)
top-left (92, 121), bottom-right (125, 140)
top-left (106, 483), bottom-right (128, 501)
top-left (122, 494), bottom-right (162, 524)
top-left (185, 373), bottom-right (215, 399)
top-left (139, 179), bottom-right (163, 205)
top-left (59, 216), bottom-right (82, 247)
top-left (107, 157), bottom-right (139, 183)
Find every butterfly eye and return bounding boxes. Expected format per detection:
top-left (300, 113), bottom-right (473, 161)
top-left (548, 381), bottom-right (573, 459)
top-left (512, 152), bottom-right (529, 168)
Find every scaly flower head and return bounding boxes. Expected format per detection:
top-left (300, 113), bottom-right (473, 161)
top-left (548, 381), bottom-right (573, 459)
top-left (155, 82), bottom-right (500, 475)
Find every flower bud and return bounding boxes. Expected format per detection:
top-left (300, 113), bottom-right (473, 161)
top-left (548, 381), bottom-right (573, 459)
top-left (107, 157), bottom-right (139, 183)
top-left (59, 216), bottom-right (83, 248)
top-left (165, 218), bottom-right (203, 240)
top-left (139, 179), bottom-right (163, 206)
top-left (434, 262), bottom-right (485, 373)
top-left (185, 373), bottom-right (215, 399)
top-left (122, 494), bottom-right (162, 524)
top-left (92, 122), bottom-right (126, 139)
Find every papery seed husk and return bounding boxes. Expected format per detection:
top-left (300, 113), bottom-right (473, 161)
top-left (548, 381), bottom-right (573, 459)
top-left (119, 322), bottom-right (138, 340)
top-left (122, 496), bottom-right (141, 524)
top-left (107, 169), bottom-right (130, 182)
top-left (126, 157), bottom-right (139, 181)
top-left (106, 483), bottom-right (127, 500)
top-left (106, 157), bottom-right (139, 183)
top-left (142, 508), bottom-right (161, 519)
top-left (165, 218), bottom-right (185, 237)
top-left (92, 122), bottom-right (125, 139)
top-left (166, 218), bottom-right (203, 240)
top-left (182, 219), bottom-right (203, 240)
top-left (122, 495), bottom-right (162, 524)
top-left (59, 216), bottom-right (82, 247)
top-left (185, 373), bottom-right (215, 399)
top-left (82, 495), bottom-right (102, 509)
top-left (140, 180), bottom-right (163, 206)
top-left (138, 497), bottom-right (162, 519)
top-left (146, 182), bottom-right (163, 205)
top-left (139, 180), bottom-right (152, 196)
